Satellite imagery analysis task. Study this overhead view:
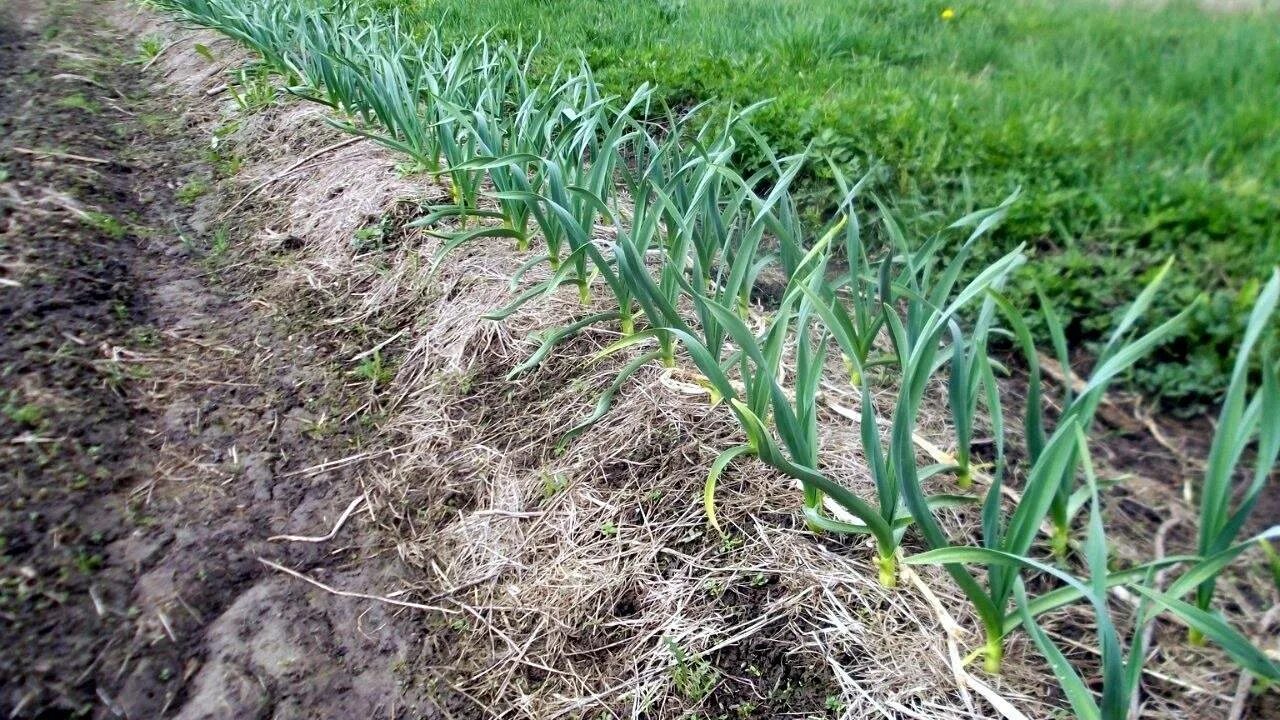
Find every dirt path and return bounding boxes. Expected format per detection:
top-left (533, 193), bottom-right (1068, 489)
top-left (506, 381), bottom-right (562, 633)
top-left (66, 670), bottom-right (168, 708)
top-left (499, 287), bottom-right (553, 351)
top-left (0, 2), bottom-right (431, 718)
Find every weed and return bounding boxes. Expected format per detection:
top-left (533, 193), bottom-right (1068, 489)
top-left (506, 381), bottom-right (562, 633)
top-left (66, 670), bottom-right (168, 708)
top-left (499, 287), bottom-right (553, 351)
top-left (207, 226), bottom-right (231, 260)
top-left (137, 112), bottom-right (170, 131)
top-left (205, 143), bottom-right (244, 176)
top-left (718, 534), bottom-right (743, 553)
top-left (540, 470), bottom-right (567, 499)
top-left (665, 637), bottom-right (718, 702)
top-left (352, 349), bottom-right (394, 386)
top-left (74, 553), bottom-right (102, 574)
top-left (393, 158), bottom-right (433, 177)
top-left (302, 414), bottom-right (338, 439)
top-left (175, 177), bottom-right (211, 205)
top-left (227, 66), bottom-right (277, 113)
top-left (3, 402), bottom-right (43, 428)
top-left (81, 211), bottom-right (127, 239)
top-left (55, 93), bottom-right (98, 113)
top-left (135, 33), bottom-right (166, 62)
top-left (351, 223), bottom-right (387, 253)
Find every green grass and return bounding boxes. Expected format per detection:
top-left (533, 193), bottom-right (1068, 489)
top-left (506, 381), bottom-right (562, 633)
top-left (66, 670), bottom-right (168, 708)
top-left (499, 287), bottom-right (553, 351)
top-left (378, 0), bottom-right (1280, 410)
top-left (175, 177), bottom-right (211, 205)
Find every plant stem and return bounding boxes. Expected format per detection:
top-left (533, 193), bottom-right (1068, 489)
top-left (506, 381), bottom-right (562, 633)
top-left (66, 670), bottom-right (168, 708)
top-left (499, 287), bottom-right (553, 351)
top-left (1050, 523), bottom-right (1070, 560)
top-left (877, 553), bottom-right (897, 588)
top-left (983, 631), bottom-right (1004, 674)
top-left (1187, 627), bottom-right (1205, 646)
top-left (619, 304), bottom-right (634, 336)
top-left (842, 354), bottom-right (861, 388)
top-left (660, 336), bottom-right (675, 369)
top-left (506, 219), bottom-right (529, 252)
top-left (801, 492), bottom-right (824, 533)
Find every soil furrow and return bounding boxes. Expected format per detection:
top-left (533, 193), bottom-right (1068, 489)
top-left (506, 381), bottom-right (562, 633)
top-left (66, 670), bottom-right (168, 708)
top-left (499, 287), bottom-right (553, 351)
top-left (1, 3), bottom-right (426, 718)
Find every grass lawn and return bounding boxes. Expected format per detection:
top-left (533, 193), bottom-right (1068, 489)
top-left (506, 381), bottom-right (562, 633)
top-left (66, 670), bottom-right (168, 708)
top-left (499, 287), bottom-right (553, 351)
top-left (378, 0), bottom-right (1279, 410)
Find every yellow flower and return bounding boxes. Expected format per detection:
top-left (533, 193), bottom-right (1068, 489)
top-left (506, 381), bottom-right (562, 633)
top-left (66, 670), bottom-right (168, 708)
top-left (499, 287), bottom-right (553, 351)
top-left (941, 7), bottom-right (956, 20)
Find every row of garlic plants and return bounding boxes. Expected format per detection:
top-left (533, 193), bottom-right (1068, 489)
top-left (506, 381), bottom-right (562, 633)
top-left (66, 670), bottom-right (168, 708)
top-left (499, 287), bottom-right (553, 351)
top-left (147, 0), bottom-right (1280, 713)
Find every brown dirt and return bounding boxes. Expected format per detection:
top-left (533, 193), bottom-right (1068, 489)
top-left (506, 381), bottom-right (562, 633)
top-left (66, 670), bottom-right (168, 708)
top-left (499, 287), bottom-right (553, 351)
top-left (0, 2), bottom-right (435, 718)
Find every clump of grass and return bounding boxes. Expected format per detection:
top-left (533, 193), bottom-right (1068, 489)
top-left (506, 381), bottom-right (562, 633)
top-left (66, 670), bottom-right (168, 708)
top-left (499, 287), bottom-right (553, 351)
top-left (3, 401), bottom-right (43, 428)
top-left (81, 211), bottom-right (128, 239)
top-left (352, 350), bottom-right (394, 387)
top-left (55, 93), bottom-right (98, 114)
top-left (134, 33), bottom-right (166, 62)
top-left (206, 226), bottom-right (231, 260)
top-left (175, 177), bottom-right (211, 206)
top-left (227, 66), bottom-right (277, 113)
top-left (664, 637), bottom-right (718, 702)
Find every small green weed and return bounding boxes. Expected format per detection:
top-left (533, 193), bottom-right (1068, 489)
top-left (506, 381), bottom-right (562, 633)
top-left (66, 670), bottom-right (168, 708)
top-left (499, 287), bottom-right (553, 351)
top-left (55, 93), bottom-right (98, 114)
top-left (664, 637), bottom-right (718, 702)
top-left (81, 211), bottom-right (127, 239)
top-left (136, 112), bottom-right (170, 131)
top-left (3, 402), bottom-right (43, 428)
top-left (74, 553), bottom-right (103, 574)
top-left (393, 158), bottom-right (434, 177)
top-left (352, 350), bottom-right (394, 387)
top-left (135, 33), bottom-right (166, 63)
top-left (207, 226), bottom-right (231, 260)
top-left (302, 414), bottom-right (338, 439)
top-left (352, 224), bottom-right (386, 252)
top-left (227, 66), bottom-right (277, 113)
top-left (719, 534), bottom-right (743, 553)
top-left (175, 177), bottom-right (211, 206)
top-left (215, 151), bottom-right (243, 176)
top-left (540, 471), bottom-right (567, 499)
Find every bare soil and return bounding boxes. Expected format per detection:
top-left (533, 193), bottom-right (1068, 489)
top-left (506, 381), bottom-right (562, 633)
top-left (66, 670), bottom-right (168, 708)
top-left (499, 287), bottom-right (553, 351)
top-left (0, 2), bottom-right (433, 717)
